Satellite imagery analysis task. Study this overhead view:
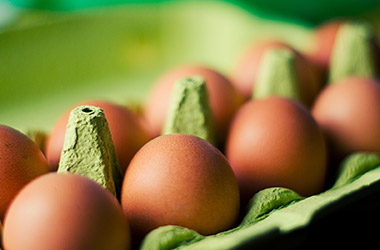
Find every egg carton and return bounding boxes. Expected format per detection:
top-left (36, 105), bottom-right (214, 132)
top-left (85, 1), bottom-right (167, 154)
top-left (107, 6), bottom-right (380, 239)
top-left (2, 2), bottom-right (380, 250)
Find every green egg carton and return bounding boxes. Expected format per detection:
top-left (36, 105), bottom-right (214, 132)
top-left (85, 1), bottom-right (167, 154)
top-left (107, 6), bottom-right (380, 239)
top-left (1, 1), bottom-right (380, 249)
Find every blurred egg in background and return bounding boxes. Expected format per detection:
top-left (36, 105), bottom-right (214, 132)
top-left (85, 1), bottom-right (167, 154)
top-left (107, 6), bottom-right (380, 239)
top-left (0, 0), bottom-right (378, 133)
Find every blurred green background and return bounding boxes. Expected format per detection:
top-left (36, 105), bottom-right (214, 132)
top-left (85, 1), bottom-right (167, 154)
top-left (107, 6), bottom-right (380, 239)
top-left (0, 0), bottom-right (380, 132)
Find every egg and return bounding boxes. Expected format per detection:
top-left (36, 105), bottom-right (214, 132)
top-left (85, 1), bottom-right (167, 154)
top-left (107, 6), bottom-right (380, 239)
top-left (312, 77), bottom-right (380, 164)
top-left (226, 97), bottom-right (327, 205)
top-left (143, 65), bottom-right (243, 146)
top-left (121, 134), bottom-right (240, 242)
top-left (306, 21), bottom-right (342, 72)
top-left (231, 40), bottom-right (291, 99)
top-left (45, 100), bottom-right (151, 174)
top-left (307, 21), bottom-right (380, 83)
top-left (231, 40), bottom-right (321, 103)
top-left (0, 125), bottom-right (49, 220)
top-left (3, 173), bottom-right (130, 250)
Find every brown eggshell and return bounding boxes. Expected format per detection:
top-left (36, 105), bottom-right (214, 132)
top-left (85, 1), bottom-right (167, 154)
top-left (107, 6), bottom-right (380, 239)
top-left (45, 100), bottom-right (151, 174)
top-left (312, 77), bottom-right (380, 163)
top-left (306, 21), bottom-right (380, 84)
top-left (231, 40), bottom-right (320, 106)
top-left (306, 21), bottom-right (342, 71)
top-left (121, 134), bottom-right (240, 241)
top-left (291, 48), bottom-right (323, 107)
top-left (3, 173), bottom-right (130, 250)
top-left (226, 97), bottom-right (327, 205)
top-left (143, 65), bottom-right (244, 145)
top-left (0, 125), bottom-right (49, 220)
top-left (231, 40), bottom-right (291, 99)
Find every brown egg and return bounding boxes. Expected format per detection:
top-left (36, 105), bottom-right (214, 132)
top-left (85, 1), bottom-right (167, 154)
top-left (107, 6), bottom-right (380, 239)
top-left (231, 40), bottom-right (291, 99)
top-left (3, 173), bottom-right (130, 250)
top-left (143, 65), bottom-right (243, 145)
top-left (306, 21), bottom-right (342, 72)
top-left (312, 77), bottom-right (380, 163)
top-left (226, 97), bottom-right (327, 205)
top-left (45, 100), bottom-right (151, 174)
top-left (0, 125), bottom-right (49, 220)
top-left (231, 40), bottom-right (320, 106)
top-left (307, 21), bottom-right (380, 83)
top-left (121, 134), bottom-right (240, 242)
